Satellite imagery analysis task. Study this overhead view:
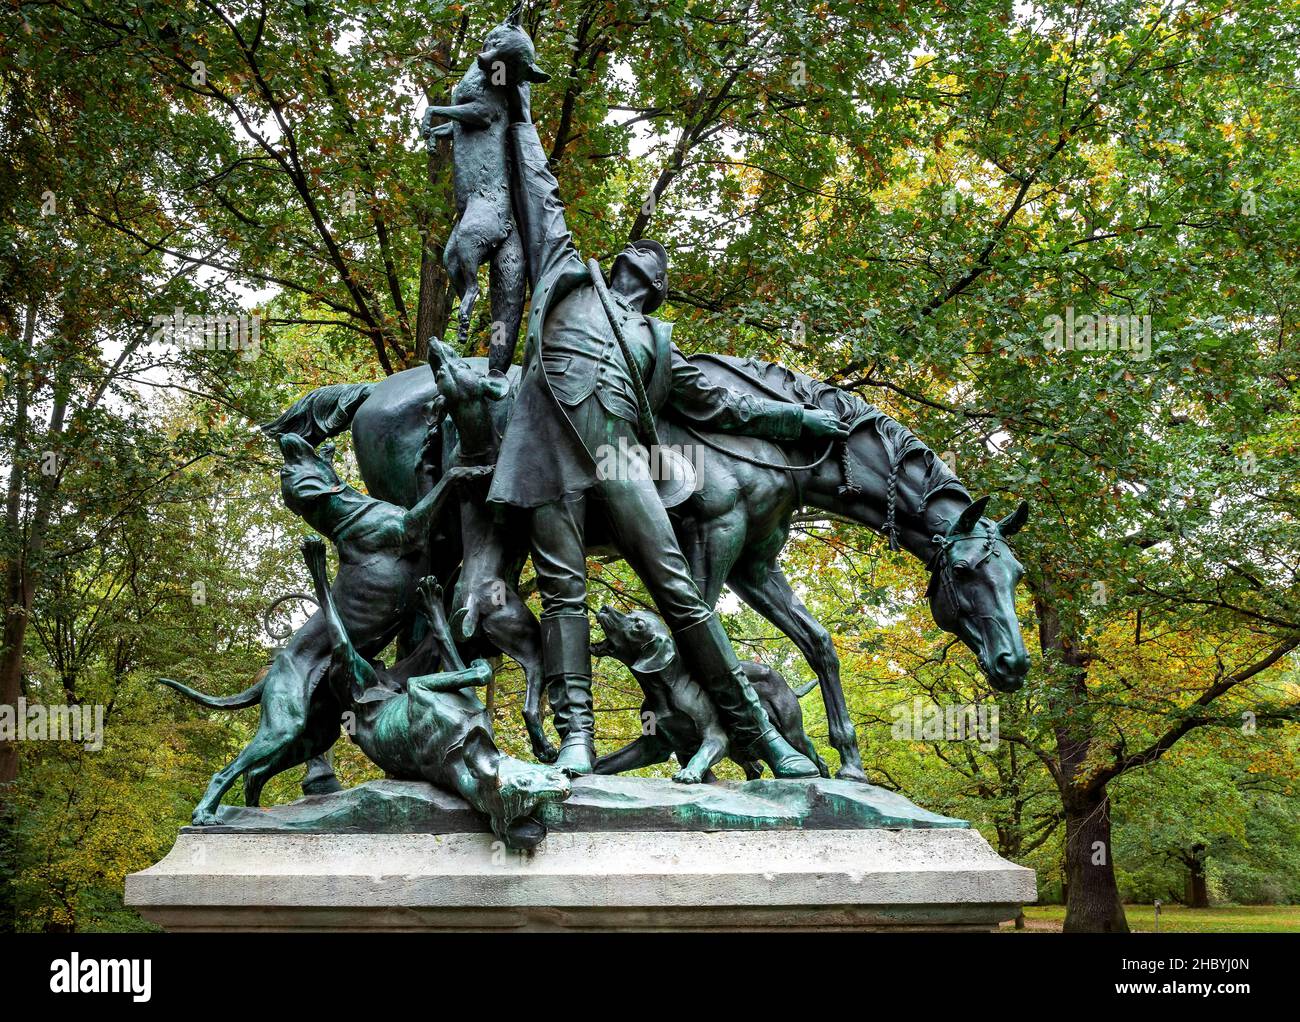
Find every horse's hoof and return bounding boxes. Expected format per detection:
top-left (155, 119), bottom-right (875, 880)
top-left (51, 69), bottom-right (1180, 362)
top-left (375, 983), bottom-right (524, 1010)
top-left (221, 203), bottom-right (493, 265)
top-left (835, 764), bottom-right (869, 783)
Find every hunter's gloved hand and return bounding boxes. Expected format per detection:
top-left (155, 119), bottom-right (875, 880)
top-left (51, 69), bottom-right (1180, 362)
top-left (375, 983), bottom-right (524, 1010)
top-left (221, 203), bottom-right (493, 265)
top-left (800, 408), bottom-right (849, 439)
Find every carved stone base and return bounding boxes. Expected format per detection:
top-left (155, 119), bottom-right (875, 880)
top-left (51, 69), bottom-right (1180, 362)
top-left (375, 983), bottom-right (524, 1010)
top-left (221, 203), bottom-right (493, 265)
top-left (126, 826), bottom-right (1036, 931)
top-left (189, 775), bottom-right (971, 835)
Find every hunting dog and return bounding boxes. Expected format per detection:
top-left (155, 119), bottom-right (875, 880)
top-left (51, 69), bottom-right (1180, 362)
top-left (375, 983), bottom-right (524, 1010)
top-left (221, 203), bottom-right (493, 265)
top-left (419, 2), bottom-right (548, 370)
top-left (591, 605), bottom-right (829, 783)
top-left (422, 340), bottom-right (557, 760)
top-left (300, 537), bottom-right (569, 850)
top-left (160, 432), bottom-right (489, 824)
top-left (425, 340), bottom-right (525, 639)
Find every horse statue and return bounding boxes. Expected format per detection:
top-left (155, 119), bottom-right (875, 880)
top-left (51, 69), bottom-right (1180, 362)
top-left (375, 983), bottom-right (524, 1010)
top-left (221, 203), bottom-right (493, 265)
top-left (263, 352), bottom-right (1030, 784)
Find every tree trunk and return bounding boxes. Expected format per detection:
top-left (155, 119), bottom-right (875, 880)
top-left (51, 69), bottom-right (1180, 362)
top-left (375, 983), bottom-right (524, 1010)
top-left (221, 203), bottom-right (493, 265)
top-left (1, 301), bottom-right (36, 783)
top-left (414, 225), bottom-right (453, 361)
top-left (1034, 589), bottom-right (1127, 932)
top-left (1062, 785), bottom-right (1129, 932)
top-left (0, 571), bottom-right (24, 927)
top-left (1185, 844), bottom-right (1209, 908)
top-left (414, 43), bottom-right (456, 362)
top-left (0, 572), bottom-right (29, 786)
top-left (0, 300), bottom-right (37, 929)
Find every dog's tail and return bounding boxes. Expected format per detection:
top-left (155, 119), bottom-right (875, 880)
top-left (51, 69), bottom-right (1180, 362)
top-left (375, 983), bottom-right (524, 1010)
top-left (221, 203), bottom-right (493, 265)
top-left (157, 675), bottom-right (266, 710)
top-left (260, 382), bottom-right (376, 447)
top-left (793, 678), bottom-right (819, 698)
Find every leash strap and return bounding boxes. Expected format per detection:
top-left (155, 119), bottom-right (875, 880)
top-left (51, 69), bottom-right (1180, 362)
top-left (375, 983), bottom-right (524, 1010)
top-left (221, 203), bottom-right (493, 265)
top-left (681, 423), bottom-right (838, 473)
top-left (587, 258), bottom-right (660, 448)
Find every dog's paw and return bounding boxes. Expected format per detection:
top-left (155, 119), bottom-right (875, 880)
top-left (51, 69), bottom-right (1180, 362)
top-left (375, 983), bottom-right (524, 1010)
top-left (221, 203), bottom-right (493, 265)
top-left (672, 767), bottom-right (706, 785)
top-left (415, 575), bottom-right (444, 607)
top-left (525, 720), bottom-right (559, 764)
top-left (190, 807), bottom-right (223, 827)
top-left (445, 464), bottom-right (494, 486)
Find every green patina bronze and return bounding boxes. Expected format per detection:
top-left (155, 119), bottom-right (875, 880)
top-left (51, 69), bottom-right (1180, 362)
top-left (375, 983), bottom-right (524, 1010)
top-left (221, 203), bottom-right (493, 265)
top-left (159, 9), bottom-right (1031, 846)
top-left (191, 775), bottom-right (967, 836)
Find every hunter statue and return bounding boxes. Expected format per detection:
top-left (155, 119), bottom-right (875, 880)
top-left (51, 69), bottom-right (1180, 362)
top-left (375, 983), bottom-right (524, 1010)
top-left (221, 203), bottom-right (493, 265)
top-left (161, 5), bottom-right (1031, 845)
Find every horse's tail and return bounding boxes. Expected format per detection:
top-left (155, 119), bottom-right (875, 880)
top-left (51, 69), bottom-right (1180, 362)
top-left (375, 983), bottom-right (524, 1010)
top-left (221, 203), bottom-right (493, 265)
top-left (157, 675), bottom-right (266, 710)
top-left (793, 678), bottom-right (819, 698)
top-left (260, 383), bottom-right (376, 446)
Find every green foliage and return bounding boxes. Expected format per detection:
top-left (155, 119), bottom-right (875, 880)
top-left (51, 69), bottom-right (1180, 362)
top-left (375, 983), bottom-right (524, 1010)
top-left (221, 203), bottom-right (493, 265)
top-left (3, 0), bottom-right (1299, 930)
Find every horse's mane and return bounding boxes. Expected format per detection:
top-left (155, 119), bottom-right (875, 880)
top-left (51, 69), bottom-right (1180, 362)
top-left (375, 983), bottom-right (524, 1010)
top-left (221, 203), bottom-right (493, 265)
top-left (689, 353), bottom-right (969, 514)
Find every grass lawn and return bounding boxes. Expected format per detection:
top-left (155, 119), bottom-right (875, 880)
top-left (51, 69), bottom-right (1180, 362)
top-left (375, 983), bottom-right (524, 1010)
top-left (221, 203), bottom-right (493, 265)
top-left (1006, 905), bottom-right (1300, 933)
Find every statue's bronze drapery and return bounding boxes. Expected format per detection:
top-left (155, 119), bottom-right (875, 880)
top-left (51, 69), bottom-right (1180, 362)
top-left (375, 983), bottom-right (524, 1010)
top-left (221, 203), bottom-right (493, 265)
top-left (160, 7), bottom-right (1031, 848)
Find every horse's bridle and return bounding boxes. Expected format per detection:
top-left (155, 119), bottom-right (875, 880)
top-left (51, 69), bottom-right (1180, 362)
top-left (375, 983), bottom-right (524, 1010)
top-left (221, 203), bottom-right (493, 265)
top-left (925, 528), bottom-right (1008, 616)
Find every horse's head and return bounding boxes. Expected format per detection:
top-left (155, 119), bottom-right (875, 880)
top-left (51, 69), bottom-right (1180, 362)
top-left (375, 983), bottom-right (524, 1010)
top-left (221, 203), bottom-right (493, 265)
top-left (926, 496), bottom-right (1031, 692)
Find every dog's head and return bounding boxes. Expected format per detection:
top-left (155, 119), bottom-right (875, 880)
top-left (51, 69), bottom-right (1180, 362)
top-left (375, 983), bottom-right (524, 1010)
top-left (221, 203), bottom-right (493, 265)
top-left (462, 729), bottom-right (570, 850)
top-left (429, 340), bottom-right (509, 408)
top-left (279, 433), bottom-right (346, 517)
top-left (476, 4), bottom-right (549, 85)
top-left (593, 606), bottom-right (676, 676)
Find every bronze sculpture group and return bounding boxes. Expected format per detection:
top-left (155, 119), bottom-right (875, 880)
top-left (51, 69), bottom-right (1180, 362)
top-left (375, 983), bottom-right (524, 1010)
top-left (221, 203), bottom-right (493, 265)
top-left (163, 7), bottom-right (1032, 849)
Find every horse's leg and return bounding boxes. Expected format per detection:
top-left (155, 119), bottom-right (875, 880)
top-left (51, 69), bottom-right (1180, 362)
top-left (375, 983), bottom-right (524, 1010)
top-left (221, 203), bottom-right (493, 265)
top-left (673, 506), bottom-right (746, 609)
top-left (728, 559), bottom-right (866, 781)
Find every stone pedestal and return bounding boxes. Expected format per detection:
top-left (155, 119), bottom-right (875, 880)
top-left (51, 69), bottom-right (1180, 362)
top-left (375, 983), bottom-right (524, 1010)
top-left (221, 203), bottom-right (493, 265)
top-left (126, 777), bottom-right (1035, 931)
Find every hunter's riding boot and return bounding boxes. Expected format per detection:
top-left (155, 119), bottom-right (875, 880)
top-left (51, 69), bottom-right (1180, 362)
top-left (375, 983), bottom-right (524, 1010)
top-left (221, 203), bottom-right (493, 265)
top-left (546, 677), bottom-right (571, 742)
top-left (673, 615), bottom-right (818, 779)
top-left (542, 615), bottom-right (595, 776)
